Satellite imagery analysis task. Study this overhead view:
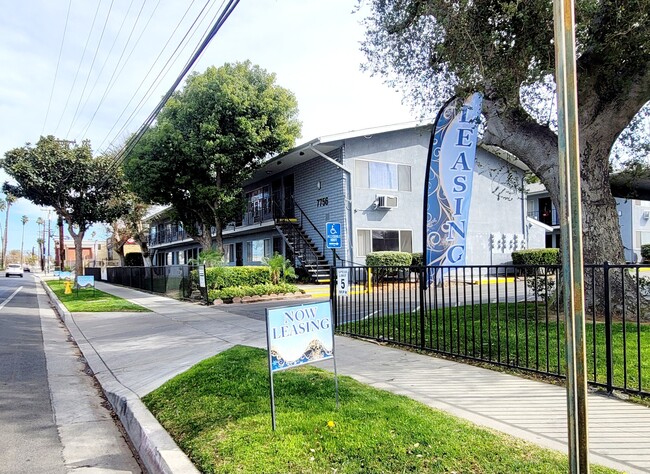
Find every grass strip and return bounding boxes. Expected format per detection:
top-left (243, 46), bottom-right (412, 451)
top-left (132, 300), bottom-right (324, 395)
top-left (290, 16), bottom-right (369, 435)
top-left (338, 302), bottom-right (650, 393)
top-left (46, 279), bottom-right (150, 312)
top-left (143, 345), bottom-right (618, 474)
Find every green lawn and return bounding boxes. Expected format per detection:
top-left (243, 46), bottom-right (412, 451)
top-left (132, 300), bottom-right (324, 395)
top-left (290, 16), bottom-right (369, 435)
top-left (46, 279), bottom-right (150, 312)
top-left (143, 345), bottom-right (618, 474)
top-left (339, 302), bottom-right (650, 393)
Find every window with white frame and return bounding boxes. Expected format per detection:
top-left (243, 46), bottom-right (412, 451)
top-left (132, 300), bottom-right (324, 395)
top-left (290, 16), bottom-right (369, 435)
top-left (247, 239), bottom-right (271, 262)
top-left (224, 243), bottom-right (235, 263)
top-left (355, 160), bottom-right (411, 191)
top-left (356, 229), bottom-right (413, 257)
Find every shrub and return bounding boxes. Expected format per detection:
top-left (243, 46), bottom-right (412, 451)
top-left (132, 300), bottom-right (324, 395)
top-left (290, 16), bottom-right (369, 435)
top-left (410, 252), bottom-right (424, 267)
top-left (125, 252), bottom-right (144, 266)
top-left (511, 248), bottom-right (560, 266)
top-left (642, 244), bottom-right (650, 263)
top-left (203, 266), bottom-right (272, 290)
top-left (262, 253), bottom-right (297, 284)
top-left (208, 283), bottom-right (301, 301)
top-left (366, 251), bottom-right (412, 267)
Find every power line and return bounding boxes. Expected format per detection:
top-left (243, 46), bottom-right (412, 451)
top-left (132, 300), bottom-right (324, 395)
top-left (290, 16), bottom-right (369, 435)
top-left (54, 0), bottom-right (105, 136)
top-left (100, 0), bottom-right (221, 154)
top-left (100, 0), bottom-right (240, 185)
top-left (76, 0), bottom-right (158, 142)
top-left (42, 0), bottom-right (73, 135)
top-left (65, 0), bottom-right (117, 138)
top-left (95, 0), bottom-right (204, 151)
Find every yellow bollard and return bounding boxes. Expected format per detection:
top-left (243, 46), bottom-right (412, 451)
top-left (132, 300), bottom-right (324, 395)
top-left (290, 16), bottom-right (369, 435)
top-left (64, 280), bottom-right (73, 295)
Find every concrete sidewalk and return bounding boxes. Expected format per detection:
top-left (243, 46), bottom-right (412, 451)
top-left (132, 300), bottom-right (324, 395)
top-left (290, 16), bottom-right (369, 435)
top-left (46, 280), bottom-right (650, 473)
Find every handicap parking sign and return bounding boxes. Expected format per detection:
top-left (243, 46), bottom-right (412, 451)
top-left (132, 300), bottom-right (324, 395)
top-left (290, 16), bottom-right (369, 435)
top-left (326, 222), bottom-right (341, 249)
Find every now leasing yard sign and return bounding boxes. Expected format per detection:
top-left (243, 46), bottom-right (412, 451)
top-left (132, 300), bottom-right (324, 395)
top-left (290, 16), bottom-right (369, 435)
top-left (266, 301), bottom-right (338, 429)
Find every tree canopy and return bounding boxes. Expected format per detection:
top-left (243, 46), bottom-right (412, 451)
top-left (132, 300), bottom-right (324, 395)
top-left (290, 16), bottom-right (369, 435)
top-left (361, 0), bottom-right (650, 268)
top-left (1, 136), bottom-right (129, 274)
top-left (124, 61), bottom-right (302, 251)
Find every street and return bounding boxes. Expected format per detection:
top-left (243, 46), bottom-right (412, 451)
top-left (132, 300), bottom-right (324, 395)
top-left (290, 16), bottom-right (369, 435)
top-left (0, 274), bottom-right (141, 473)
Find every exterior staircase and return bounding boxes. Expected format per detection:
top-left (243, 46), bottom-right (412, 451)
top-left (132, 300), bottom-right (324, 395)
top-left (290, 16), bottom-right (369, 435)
top-left (275, 218), bottom-right (330, 283)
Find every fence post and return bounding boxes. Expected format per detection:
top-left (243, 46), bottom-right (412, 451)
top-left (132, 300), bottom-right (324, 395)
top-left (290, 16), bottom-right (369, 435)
top-left (603, 261), bottom-right (613, 394)
top-left (330, 266), bottom-right (337, 328)
top-left (419, 267), bottom-right (427, 350)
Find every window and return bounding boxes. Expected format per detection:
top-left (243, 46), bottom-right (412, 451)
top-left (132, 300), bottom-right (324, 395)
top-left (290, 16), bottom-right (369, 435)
top-left (355, 160), bottom-right (411, 191)
top-left (224, 243), bottom-right (235, 263)
top-left (356, 229), bottom-right (413, 257)
top-left (247, 239), bottom-right (271, 262)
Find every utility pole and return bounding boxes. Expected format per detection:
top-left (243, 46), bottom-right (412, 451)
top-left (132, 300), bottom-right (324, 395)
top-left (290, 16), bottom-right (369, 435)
top-left (47, 210), bottom-right (51, 274)
top-left (58, 215), bottom-right (65, 270)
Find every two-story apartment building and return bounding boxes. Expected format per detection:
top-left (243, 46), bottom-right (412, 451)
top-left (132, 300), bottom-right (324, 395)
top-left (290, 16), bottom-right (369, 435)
top-left (527, 181), bottom-right (650, 263)
top-left (146, 122), bottom-right (547, 280)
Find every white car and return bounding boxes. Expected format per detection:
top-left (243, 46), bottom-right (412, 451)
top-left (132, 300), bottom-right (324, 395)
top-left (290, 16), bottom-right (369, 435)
top-left (6, 264), bottom-right (24, 278)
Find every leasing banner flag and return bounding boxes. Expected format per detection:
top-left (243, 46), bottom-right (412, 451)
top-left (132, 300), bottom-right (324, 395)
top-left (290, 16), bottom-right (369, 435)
top-left (423, 93), bottom-right (483, 288)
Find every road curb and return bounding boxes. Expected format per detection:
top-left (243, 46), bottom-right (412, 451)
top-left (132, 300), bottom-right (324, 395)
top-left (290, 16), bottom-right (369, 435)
top-left (40, 278), bottom-right (198, 474)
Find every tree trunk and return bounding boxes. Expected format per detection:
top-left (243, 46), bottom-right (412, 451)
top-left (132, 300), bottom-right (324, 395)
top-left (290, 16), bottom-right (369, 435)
top-left (197, 223), bottom-right (213, 254)
top-left (133, 233), bottom-right (151, 267)
top-left (66, 222), bottom-right (86, 276)
top-left (482, 101), bottom-right (644, 317)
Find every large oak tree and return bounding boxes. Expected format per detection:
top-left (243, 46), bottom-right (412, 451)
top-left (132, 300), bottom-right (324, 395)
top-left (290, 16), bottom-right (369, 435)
top-left (361, 0), bottom-right (649, 267)
top-left (124, 61), bottom-right (301, 252)
top-left (1, 136), bottom-right (130, 275)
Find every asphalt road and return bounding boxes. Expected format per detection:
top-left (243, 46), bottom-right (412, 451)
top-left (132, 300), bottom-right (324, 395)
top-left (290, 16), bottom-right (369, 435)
top-left (0, 273), bottom-right (142, 473)
top-left (0, 273), bottom-right (67, 473)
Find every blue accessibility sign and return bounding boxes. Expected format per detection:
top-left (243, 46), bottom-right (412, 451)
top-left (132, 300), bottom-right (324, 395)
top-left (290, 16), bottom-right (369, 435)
top-left (326, 222), bottom-right (341, 249)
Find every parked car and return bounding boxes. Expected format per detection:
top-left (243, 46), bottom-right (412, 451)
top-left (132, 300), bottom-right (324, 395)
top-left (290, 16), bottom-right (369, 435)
top-left (6, 264), bottom-right (24, 278)
top-left (23, 266), bottom-right (30, 272)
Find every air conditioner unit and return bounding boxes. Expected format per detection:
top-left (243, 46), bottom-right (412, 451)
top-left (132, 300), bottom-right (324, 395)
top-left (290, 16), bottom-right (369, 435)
top-left (376, 195), bottom-right (398, 209)
top-left (643, 210), bottom-right (650, 220)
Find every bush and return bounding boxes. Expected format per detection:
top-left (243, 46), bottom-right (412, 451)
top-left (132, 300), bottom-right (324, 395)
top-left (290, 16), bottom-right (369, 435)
top-left (202, 266), bottom-right (272, 290)
top-left (366, 251), bottom-right (412, 267)
top-left (208, 283), bottom-right (301, 301)
top-left (410, 252), bottom-right (424, 267)
top-left (642, 244), bottom-right (650, 263)
top-left (366, 251), bottom-right (412, 282)
top-left (511, 248), bottom-right (560, 266)
top-left (125, 252), bottom-right (144, 266)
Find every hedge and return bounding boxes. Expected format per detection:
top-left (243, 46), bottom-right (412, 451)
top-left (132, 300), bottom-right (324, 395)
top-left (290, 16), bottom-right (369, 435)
top-left (191, 266), bottom-right (272, 290)
top-left (511, 248), bottom-right (561, 266)
top-left (642, 244), bottom-right (650, 263)
top-left (208, 283), bottom-right (300, 301)
top-left (365, 251), bottom-right (412, 267)
top-left (124, 252), bottom-right (144, 266)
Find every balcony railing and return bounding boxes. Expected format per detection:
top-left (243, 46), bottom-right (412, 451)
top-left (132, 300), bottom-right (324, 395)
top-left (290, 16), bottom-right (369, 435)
top-left (149, 229), bottom-right (188, 247)
top-left (528, 209), bottom-right (560, 226)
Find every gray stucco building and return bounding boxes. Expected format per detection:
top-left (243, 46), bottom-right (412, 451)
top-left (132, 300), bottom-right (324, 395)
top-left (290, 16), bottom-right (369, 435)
top-left (146, 122), bottom-right (546, 280)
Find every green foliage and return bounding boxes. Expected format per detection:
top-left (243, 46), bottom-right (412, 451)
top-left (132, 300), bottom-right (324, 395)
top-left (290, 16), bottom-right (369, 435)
top-left (262, 252), bottom-right (297, 284)
top-left (1, 136), bottom-right (130, 274)
top-left (124, 61), bottom-right (302, 246)
top-left (642, 244), bottom-right (650, 263)
top-left (410, 252), bottom-right (423, 267)
top-left (189, 249), bottom-right (224, 268)
top-left (143, 346), bottom-right (615, 474)
top-left (208, 283), bottom-right (300, 301)
top-left (512, 249), bottom-right (561, 266)
top-left (366, 251), bottom-right (412, 267)
top-left (203, 266), bottom-right (272, 290)
top-left (124, 252), bottom-right (144, 267)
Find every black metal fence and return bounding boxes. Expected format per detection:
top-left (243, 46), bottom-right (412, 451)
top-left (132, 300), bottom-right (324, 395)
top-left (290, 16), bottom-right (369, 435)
top-left (331, 263), bottom-right (650, 398)
top-left (85, 265), bottom-right (200, 301)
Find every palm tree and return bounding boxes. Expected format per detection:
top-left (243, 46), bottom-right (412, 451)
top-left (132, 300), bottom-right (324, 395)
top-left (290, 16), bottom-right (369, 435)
top-left (2, 194), bottom-right (16, 269)
top-left (20, 215), bottom-right (28, 266)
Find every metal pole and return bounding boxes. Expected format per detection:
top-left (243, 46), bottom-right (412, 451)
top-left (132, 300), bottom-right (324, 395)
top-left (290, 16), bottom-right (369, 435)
top-left (552, 0), bottom-right (589, 472)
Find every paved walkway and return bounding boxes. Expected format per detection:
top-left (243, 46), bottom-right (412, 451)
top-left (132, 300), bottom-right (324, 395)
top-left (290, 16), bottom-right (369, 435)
top-left (45, 280), bottom-right (650, 473)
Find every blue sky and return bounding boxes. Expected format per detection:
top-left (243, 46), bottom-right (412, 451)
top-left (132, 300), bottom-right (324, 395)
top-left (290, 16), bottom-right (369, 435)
top-left (0, 1), bottom-right (418, 255)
